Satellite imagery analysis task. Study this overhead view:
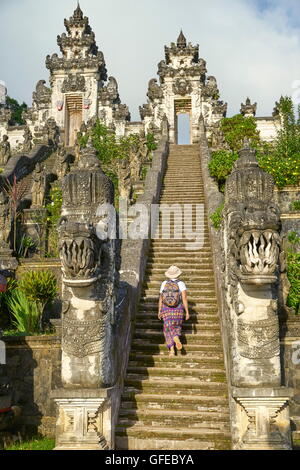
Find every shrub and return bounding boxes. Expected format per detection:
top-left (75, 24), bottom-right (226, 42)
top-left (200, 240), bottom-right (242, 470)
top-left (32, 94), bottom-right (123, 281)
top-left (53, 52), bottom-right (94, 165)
top-left (19, 270), bottom-right (57, 308)
top-left (18, 270), bottom-right (57, 330)
top-left (6, 289), bottom-right (40, 334)
top-left (286, 251), bottom-right (300, 314)
top-left (209, 151), bottom-right (238, 192)
top-left (290, 200), bottom-right (300, 211)
top-left (210, 203), bottom-right (224, 229)
top-left (220, 114), bottom-right (260, 152)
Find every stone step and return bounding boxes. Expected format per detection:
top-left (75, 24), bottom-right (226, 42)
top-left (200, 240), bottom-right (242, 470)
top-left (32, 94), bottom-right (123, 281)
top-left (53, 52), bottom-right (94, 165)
top-left (121, 392), bottom-right (228, 410)
top-left (116, 434), bottom-right (231, 450)
top-left (133, 330), bottom-right (221, 342)
top-left (136, 312), bottom-right (219, 321)
top-left (130, 340), bottom-right (222, 353)
top-left (139, 302), bottom-right (218, 310)
top-left (118, 411), bottom-right (230, 428)
top-left (128, 354), bottom-right (224, 366)
top-left (124, 378), bottom-right (228, 394)
top-left (134, 322), bottom-right (221, 333)
top-left (147, 254), bottom-right (211, 259)
top-left (126, 365), bottom-right (226, 379)
top-left (143, 278), bottom-right (214, 286)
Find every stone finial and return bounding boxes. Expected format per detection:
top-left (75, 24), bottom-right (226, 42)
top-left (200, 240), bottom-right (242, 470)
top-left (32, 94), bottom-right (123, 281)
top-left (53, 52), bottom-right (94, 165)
top-left (177, 30), bottom-right (187, 48)
top-left (240, 97), bottom-right (257, 117)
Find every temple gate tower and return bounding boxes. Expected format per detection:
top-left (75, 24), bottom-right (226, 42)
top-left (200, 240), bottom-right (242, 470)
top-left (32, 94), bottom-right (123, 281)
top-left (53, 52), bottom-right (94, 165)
top-left (140, 31), bottom-right (227, 144)
top-left (24, 4), bottom-right (130, 146)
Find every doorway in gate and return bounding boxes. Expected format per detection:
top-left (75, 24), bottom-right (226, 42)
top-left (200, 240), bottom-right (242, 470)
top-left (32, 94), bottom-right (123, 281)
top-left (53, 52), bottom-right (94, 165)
top-left (174, 99), bottom-right (192, 145)
top-left (65, 94), bottom-right (83, 147)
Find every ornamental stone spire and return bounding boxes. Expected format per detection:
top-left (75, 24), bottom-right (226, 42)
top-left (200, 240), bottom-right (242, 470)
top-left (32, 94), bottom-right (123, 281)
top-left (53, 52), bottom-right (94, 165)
top-left (177, 30), bottom-right (187, 48)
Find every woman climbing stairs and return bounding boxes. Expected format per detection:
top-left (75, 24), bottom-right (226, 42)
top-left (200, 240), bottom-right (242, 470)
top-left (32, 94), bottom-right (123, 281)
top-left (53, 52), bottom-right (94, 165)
top-left (116, 144), bottom-right (231, 450)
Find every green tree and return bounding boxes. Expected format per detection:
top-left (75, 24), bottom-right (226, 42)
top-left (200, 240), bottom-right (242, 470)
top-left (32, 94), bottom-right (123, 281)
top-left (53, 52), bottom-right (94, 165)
top-left (220, 114), bottom-right (260, 152)
top-left (6, 96), bottom-right (27, 125)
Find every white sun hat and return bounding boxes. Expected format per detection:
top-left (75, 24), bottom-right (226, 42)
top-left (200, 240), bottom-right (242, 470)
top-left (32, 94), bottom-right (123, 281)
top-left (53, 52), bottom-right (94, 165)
top-left (165, 265), bottom-right (182, 279)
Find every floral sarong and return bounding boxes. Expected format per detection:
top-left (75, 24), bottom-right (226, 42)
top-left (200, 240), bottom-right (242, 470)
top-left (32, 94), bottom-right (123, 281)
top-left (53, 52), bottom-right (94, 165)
top-left (161, 304), bottom-right (184, 349)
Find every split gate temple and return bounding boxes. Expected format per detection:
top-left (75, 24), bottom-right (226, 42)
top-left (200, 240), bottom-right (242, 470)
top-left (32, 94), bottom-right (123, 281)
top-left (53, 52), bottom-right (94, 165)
top-left (0, 4), bottom-right (300, 451)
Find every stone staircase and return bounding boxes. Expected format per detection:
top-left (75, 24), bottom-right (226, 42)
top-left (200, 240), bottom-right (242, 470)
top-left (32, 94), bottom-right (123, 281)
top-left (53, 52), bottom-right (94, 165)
top-left (116, 144), bottom-right (232, 450)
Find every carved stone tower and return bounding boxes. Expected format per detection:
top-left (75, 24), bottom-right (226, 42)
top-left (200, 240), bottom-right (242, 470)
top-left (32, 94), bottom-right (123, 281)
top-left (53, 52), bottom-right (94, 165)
top-left (24, 5), bottom-right (129, 147)
top-left (140, 31), bottom-right (227, 144)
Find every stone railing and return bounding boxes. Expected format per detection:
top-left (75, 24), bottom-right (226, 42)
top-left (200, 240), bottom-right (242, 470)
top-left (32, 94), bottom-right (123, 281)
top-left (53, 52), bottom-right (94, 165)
top-left (0, 144), bottom-right (52, 191)
top-left (198, 117), bottom-right (294, 450)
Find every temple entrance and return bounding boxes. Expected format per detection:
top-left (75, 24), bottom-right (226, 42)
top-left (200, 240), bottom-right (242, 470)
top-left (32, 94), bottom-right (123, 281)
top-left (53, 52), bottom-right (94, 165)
top-left (65, 94), bottom-right (83, 147)
top-left (174, 99), bottom-right (192, 145)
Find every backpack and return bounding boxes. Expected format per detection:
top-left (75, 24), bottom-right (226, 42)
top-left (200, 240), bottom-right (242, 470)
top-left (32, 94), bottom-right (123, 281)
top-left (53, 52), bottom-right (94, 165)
top-left (162, 280), bottom-right (181, 308)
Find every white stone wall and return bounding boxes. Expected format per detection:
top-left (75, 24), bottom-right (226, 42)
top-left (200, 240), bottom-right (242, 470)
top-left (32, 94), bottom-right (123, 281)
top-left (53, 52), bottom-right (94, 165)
top-left (256, 117), bottom-right (281, 142)
top-left (7, 127), bottom-right (25, 150)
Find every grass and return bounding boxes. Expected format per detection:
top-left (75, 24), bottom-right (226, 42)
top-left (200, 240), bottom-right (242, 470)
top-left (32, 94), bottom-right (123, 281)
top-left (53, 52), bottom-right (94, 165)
top-left (5, 437), bottom-right (55, 451)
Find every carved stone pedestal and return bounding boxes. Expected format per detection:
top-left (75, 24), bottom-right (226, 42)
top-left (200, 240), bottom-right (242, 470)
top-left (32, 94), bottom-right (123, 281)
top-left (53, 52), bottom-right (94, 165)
top-left (233, 387), bottom-right (293, 450)
top-left (52, 389), bottom-right (112, 450)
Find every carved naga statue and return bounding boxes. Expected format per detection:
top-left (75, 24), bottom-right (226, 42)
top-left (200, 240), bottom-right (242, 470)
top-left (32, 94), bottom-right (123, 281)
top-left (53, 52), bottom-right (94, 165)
top-left (222, 141), bottom-right (292, 450)
top-left (58, 139), bottom-right (116, 388)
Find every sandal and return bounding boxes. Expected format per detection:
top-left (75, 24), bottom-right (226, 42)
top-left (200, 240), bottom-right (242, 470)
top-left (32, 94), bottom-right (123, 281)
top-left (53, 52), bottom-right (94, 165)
top-left (174, 336), bottom-right (182, 351)
top-left (169, 347), bottom-right (175, 356)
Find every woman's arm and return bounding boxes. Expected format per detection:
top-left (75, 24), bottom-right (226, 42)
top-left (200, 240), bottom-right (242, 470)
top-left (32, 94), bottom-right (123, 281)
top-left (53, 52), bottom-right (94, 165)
top-left (158, 294), bottom-right (163, 319)
top-left (181, 290), bottom-right (190, 320)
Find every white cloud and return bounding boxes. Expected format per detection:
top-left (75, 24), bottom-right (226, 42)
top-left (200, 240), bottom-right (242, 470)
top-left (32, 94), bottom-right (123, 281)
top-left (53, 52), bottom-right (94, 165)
top-left (1, 0), bottom-right (300, 119)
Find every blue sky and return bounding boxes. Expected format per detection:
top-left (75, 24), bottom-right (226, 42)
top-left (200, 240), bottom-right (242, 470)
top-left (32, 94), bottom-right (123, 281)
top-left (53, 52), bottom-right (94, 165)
top-left (1, 0), bottom-right (300, 120)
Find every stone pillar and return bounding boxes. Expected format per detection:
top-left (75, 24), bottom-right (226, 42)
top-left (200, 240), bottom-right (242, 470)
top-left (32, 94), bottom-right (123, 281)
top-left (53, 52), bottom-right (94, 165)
top-left (222, 141), bottom-right (292, 449)
top-left (52, 141), bottom-right (117, 450)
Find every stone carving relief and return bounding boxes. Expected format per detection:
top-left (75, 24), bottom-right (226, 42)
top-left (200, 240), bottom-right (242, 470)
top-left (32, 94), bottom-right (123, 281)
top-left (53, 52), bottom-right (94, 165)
top-left (61, 74), bottom-right (86, 93)
top-left (59, 220), bottom-right (102, 280)
top-left (0, 135), bottom-right (11, 166)
top-left (172, 77), bottom-right (192, 96)
top-left (118, 159), bottom-right (132, 200)
top-left (32, 80), bottom-right (51, 108)
top-left (237, 314), bottom-right (280, 359)
top-left (23, 126), bottom-right (33, 154)
top-left (31, 163), bottom-right (45, 207)
top-left (0, 193), bottom-right (11, 248)
top-left (99, 76), bottom-right (120, 105)
top-left (147, 79), bottom-right (163, 101)
top-left (62, 317), bottom-right (105, 358)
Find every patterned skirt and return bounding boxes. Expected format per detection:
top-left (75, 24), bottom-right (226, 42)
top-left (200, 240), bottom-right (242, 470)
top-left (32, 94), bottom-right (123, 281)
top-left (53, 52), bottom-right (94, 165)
top-left (161, 304), bottom-right (185, 349)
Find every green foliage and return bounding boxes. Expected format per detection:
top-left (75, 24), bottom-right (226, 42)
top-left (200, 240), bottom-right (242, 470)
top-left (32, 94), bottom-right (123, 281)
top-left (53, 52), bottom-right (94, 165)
top-left (45, 184), bottom-right (62, 257)
top-left (78, 120), bottom-right (156, 204)
top-left (5, 436), bottom-right (55, 451)
top-left (209, 151), bottom-right (238, 192)
top-left (6, 96), bottom-right (27, 126)
top-left (288, 231), bottom-right (300, 245)
top-left (145, 133), bottom-right (157, 153)
top-left (0, 278), bottom-right (17, 329)
top-left (285, 230), bottom-right (300, 314)
top-left (290, 200), bottom-right (300, 211)
top-left (5, 289), bottom-right (40, 334)
top-left (286, 251), bottom-right (300, 314)
top-left (220, 114), bottom-right (260, 152)
top-left (209, 98), bottom-right (300, 190)
top-left (210, 203), bottom-right (224, 229)
top-left (257, 97), bottom-right (300, 188)
top-left (17, 234), bottom-right (35, 258)
top-left (19, 270), bottom-right (57, 311)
